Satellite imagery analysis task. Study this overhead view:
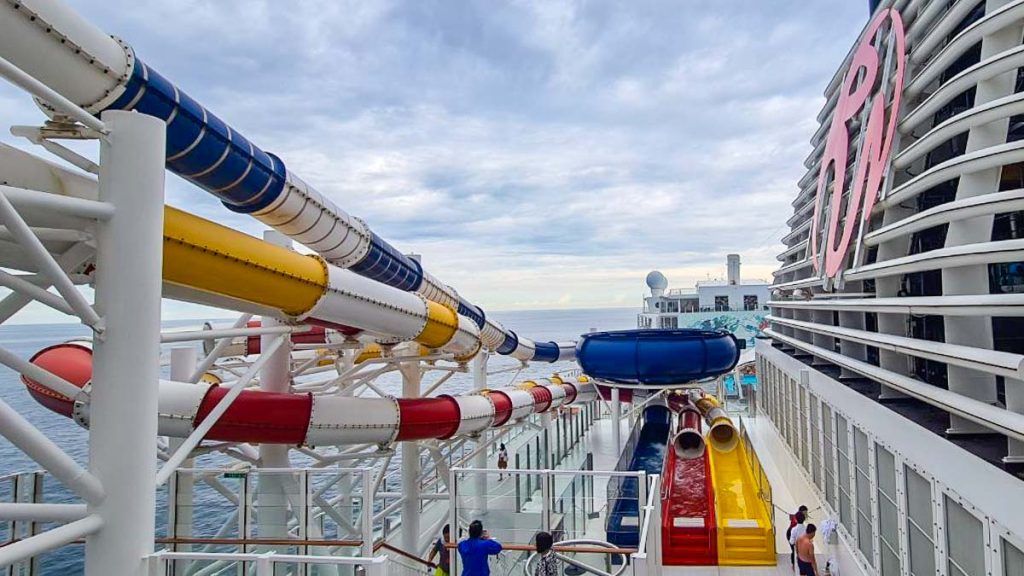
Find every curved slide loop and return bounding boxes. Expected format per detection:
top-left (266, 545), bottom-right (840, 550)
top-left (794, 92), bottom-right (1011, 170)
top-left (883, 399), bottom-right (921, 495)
top-left (22, 343), bottom-right (596, 446)
top-left (575, 329), bottom-right (741, 386)
top-left (0, 0), bottom-right (578, 364)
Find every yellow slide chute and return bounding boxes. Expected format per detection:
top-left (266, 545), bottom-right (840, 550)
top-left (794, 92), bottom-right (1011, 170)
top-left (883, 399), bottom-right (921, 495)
top-left (162, 206), bottom-right (475, 355)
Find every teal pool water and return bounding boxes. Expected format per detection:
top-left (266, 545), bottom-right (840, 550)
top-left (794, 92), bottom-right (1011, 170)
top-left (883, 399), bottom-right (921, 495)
top-left (724, 373), bottom-right (758, 394)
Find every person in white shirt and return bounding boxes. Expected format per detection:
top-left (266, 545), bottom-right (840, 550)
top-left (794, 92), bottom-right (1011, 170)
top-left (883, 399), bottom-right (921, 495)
top-left (789, 511), bottom-right (808, 567)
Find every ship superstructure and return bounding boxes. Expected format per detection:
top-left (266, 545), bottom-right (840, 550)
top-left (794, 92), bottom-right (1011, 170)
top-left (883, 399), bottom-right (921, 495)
top-left (638, 254), bottom-right (771, 346)
top-left (766, 2), bottom-right (1024, 576)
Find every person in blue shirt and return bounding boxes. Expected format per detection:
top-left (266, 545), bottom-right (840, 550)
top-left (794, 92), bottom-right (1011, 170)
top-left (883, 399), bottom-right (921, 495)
top-left (458, 520), bottom-right (502, 576)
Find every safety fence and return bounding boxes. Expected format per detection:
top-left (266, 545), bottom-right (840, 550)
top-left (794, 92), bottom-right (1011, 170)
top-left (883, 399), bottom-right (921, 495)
top-left (166, 467), bottom-right (376, 565)
top-left (629, 474), bottom-right (662, 576)
top-left (144, 550), bottom-right (387, 576)
top-left (513, 401), bottom-right (598, 509)
top-left (448, 467), bottom-right (649, 576)
top-left (737, 416), bottom-right (774, 527)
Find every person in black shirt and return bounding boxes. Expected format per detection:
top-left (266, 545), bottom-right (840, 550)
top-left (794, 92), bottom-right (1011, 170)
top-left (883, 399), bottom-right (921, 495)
top-left (427, 524), bottom-right (451, 576)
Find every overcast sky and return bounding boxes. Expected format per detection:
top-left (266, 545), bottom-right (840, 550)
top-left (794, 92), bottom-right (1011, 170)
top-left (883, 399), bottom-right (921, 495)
top-left (0, 0), bottom-right (867, 322)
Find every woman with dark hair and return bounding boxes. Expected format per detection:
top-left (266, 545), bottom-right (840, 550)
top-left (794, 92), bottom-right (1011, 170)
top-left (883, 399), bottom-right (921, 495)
top-left (497, 444), bottom-right (508, 480)
top-left (534, 532), bottom-right (559, 576)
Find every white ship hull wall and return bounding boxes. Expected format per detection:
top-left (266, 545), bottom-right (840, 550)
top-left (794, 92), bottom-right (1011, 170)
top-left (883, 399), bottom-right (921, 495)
top-left (758, 341), bottom-right (1024, 573)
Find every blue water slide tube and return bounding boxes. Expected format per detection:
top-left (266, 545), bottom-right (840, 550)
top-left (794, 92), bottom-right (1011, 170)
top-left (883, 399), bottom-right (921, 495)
top-left (606, 404), bottom-right (671, 550)
top-left (576, 329), bottom-right (740, 385)
top-left (100, 57), bottom-right (547, 357)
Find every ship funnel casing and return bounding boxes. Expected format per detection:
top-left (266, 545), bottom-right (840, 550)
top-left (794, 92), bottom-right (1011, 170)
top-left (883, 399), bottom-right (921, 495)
top-left (727, 254), bottom-right (741, 285)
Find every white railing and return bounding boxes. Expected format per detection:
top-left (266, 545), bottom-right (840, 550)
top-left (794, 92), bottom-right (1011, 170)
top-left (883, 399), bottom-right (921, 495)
top-left (629, 474), bottom-right (662, 576)
top-left (168, 467), bottom-right (376, 558)
top-left (145, 550), bottom-right (388, 576)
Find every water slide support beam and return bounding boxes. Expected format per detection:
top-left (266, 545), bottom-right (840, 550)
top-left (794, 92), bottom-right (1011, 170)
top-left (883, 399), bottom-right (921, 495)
top-left (258, 231), bottom-right (294, 545)
top-left (0, 396), bottom-right (104, 504)
top-left (611, 387), bottom-right (621, 451)
top-left (0, 242), bottom-right (93, 325)
top-left (472, 353), bottom-right (488, 513)
top-left (168, 347), bottom-right (196, 576)
top-left (0, 185), bottom-right (102, 329)
top-left (85, 110), bottom-right (165, 576)
top-left (400, 361), bottom-right (422, 552)
top-left (189, 313), bottom-right (254, 383)
top-left (0, 54), bottom-right (107, 134)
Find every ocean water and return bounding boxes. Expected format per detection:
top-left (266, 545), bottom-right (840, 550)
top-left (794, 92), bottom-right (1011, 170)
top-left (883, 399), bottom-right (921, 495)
top-left (0, 307), bottom-right (637, 572)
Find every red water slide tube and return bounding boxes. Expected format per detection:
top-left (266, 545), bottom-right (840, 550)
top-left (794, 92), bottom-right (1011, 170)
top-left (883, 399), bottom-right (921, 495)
top-left (23, 343), bottom-right (595, 446)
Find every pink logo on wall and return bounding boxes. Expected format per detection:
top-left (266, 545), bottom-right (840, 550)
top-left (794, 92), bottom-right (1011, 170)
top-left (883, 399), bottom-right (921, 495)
top-left (810, 8), bottom-right (906, 279)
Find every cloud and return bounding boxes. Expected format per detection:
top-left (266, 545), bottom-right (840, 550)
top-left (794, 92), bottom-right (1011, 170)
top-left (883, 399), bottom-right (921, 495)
top-left (0, 0), bottom-right (867, 322)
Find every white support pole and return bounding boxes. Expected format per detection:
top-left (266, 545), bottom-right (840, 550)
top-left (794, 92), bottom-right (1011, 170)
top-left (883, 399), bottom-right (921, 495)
top-left (0, 349), bottom-right (87, 413)
top-left (0, 188), bottom-right (102, 329)
top-left (540, 412), bottom-right (553, 469)
top-left (0, 55), bottom-right (108, 134)
top-left (448, 468), bottom-right (458, 576)
top-left (189, 313), bottom-right (254, 383)
top-left (257, 231), bottom-right (294, 548)
top-left (0, 268), bottom-right (75, 316)
top-left (0, 242), bottom-right (93, 325)
top-left (0, 502), bottom-right (87, 523)
top-left (0, 514), bottom-right (103, 567)
top-left (85, 110), bottom-right (166, 576)
top-left (361, 468), bottom-right (374, 557)
top-left (472, 353), bottom-right (489, 513)
top-left (540, 470), bottom-right (551, 533)
top-left (399, 361), bottom-right (422, 553)
top-left (0, 398), bottom-right (104, 505)
top-left (169, 347), bottom-right (197, 576)
top-left (611, 387), bottom-right (621, 452)
top-left (162, 324), bottom-right (303, 344)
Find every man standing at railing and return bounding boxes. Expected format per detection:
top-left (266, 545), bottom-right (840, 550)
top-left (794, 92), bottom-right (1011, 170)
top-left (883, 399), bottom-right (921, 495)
top-left (458, 520), bottom-right (502, 576)
top-left (428, 524), bottom-right (451, 576)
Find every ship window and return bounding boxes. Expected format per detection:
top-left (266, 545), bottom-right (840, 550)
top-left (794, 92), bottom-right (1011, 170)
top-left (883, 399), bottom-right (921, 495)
top-left (810, 393), bottom-right (822, 490)
top-left (1003, 538), bottom-right (1024, 576)
top-left (876, 445), bottom-right (901, 576)
top-left (715, 295), bottom-right (729, 312)
top-left (990, 262), bottom-right (1024, 294)
top-left (823, 404), bottom-right (837, 511)
top-left (789, 377), bottom-right (799, 452)
top-left (781, 375), bottom-right (790, 445)
top-left (854, 428), bottom-right (874, 563)
top-left (837, 414), bottom-right (853, 534)
top-left (945, 496), bottom-right (984, 576)
top-left (744, 295), bottom-right (759, 311)
top-left (799, 387), bottom-right (810, 472)
top-left (906, 466), bottom-right (936, 576)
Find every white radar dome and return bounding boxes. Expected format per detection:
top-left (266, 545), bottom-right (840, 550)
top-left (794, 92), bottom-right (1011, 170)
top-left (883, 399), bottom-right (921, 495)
top-left (646, 270), bottom-right (668, 296)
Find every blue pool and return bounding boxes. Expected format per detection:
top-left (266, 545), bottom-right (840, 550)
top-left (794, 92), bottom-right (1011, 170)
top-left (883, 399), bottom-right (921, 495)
top-left (724, 373), bottom-right (758, 394)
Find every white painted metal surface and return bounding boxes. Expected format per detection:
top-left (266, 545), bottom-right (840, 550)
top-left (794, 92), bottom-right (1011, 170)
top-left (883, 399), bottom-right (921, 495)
top-left (85, 110), bottom-right (166, 576)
